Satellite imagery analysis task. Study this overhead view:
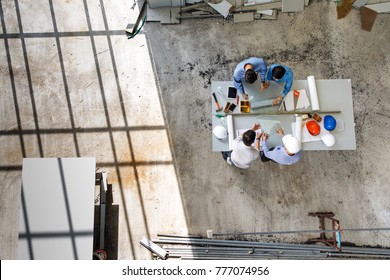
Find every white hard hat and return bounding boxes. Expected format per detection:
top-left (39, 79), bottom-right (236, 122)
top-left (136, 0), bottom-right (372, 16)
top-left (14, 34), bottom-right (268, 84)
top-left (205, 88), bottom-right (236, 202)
top-left (321, 133), bottom-right (336, 147)
top-left (282, 134), bottom-right (301, 154)
top-left (213, 125), bottom-right (228, 140)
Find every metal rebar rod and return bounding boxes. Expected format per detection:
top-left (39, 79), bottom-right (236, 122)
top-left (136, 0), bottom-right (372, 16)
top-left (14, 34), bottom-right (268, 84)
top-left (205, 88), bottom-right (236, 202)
top-left (156, 237), bottom-right (390, 255)
top-left (212, 227), bottom-right (390, 236)
top-left (154, 238), bottom-right (337, 251)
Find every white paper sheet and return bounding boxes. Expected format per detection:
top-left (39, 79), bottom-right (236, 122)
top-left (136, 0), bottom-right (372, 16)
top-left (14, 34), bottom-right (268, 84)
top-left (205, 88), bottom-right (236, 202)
top-left (295, 89), bottom-right (310, 109)
top-left (284, 90), bottom-right (295, 111)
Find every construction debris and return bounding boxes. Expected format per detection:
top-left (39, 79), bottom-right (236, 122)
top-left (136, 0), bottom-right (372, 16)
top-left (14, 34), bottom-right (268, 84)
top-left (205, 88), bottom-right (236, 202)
top-left (145, 0), bottom-right (307, 24)
top-left (148, 234), bottom-right (390, 260)
top-left (365, 1), bottom-right (390, 13)
top-left (142, 0), bottom-right (390, 25)
top-left (233, 12), bottom-right (255, 22)
top-left (206, 0), bottom-right (234, 18)
top-left (361, 6), bottom-right (378, 31)
top-left (336, 0), bottom-right (354, 19)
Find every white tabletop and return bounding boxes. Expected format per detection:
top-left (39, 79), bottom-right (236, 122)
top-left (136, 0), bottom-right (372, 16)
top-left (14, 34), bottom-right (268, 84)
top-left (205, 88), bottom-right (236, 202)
top-left (211, 79), bottom-right (356, 151)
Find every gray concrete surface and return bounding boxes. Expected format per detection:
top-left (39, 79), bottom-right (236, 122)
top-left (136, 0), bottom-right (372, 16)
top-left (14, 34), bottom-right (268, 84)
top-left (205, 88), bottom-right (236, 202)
top-left (1, 0), bottom-right (390, 260)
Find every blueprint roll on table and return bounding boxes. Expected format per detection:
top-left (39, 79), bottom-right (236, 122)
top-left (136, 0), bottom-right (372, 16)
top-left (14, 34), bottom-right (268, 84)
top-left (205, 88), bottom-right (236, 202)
top-left (227, 115), bottom-right (234, 150)
top-left (295, 115), bottom-right (302, 142)
top-left (307, 76), bottom-right (320, 111)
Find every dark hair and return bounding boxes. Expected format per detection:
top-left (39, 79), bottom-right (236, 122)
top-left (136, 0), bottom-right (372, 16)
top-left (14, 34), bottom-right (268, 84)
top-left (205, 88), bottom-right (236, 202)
top-left (244, 69), bottom-right (257, 84)
top-left (243, 130), bottom-right (256, 146)
top-left (272, 66), bottom-right (286, 80)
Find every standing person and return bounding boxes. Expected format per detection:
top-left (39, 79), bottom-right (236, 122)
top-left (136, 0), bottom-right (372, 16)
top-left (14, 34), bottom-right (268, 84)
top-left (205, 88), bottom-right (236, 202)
top-left (265, 64), bottom-right (294, 106)
top-left (233, 57), bottom-right (268, 100)
top-left (260, 128), bottom-right (303, 165)
top-left (221, 122), bottom-right (262, 169)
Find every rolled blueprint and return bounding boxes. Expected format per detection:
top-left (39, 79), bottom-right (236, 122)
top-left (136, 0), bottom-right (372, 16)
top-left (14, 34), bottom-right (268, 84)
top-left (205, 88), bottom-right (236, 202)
top-left (307, 76), bottom-right (320, 111)
top-left (295, 115), bottom-right (302, 142)
top-left (227, 115), bottom-right (234, 151)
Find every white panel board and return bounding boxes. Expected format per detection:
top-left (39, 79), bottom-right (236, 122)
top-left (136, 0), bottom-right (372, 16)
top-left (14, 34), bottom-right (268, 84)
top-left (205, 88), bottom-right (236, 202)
top-left (207, 0), bottom-right (233, 18)
top-left (353, 0), bottom-right (369, 8)
top-left (18, 158), bottom-right (96, 260)
top-left (365, 2), bottom-right (390, 13)
top-left (282, 0), bottom-right (304, 12)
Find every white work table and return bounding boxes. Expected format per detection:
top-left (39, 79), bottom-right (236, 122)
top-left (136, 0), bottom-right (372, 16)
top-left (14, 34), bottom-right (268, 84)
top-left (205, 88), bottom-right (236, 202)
top-left (211, 79), bottom-right (356, 151)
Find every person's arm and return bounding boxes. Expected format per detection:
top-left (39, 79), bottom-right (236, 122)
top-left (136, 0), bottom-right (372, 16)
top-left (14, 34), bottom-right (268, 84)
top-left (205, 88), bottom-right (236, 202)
top-left (259, 59), bottom-right (268, 83)
top-left (281, 68), bottom-right (294, 97)
top-left (265, 64), bottom-right (274, 82)
top-left (260, 133), bottom-right (270, 154)
top-left (233, 69), bottom-right (246, 97)
top-left (254, 133), bottom-right (261, 150)
top-left (272, 96), bottom-right (283, 106)
top-left (251, 122), bottom-right (260, 131)
top-left (233, 78), bottom-right (244, 95)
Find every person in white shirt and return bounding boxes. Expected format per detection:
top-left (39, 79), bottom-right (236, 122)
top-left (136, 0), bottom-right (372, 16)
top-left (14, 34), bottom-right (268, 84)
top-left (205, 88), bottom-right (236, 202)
top-left (221, 122), bottom-right (262, 169)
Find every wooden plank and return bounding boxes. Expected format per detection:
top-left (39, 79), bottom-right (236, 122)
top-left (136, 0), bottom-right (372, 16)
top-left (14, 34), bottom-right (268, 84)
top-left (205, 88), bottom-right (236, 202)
top-left (181, 3), bottom-right (209, 12)
top-left (361, 6), bottom-right (378, 31)
top-left (234, 1), bottom-right (282, 12)
top-left (233, 12), bottom-right (254, 22)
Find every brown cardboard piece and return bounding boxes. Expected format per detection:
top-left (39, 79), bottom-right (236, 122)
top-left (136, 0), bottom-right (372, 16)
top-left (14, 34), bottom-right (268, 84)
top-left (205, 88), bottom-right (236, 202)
top-left (361, 6), bottom-right (378, 32)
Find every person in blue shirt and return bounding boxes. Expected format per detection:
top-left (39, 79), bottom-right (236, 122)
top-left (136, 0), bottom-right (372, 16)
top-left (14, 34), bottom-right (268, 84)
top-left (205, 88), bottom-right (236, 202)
top-left (233, 57), bottom-right (268, 100)
top-left (260, 128), bottom-right (303, 165)
top-left (265, 64), bottom-right (294, 106)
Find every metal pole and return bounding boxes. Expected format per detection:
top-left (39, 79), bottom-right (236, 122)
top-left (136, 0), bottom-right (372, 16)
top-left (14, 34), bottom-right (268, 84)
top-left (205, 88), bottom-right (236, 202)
top-left (212, 227), bottom-right (390, 237)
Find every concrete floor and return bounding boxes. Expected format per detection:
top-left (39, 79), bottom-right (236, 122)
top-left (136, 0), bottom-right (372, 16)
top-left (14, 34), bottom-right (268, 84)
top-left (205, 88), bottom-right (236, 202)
top-left (1, 1), bottom-right (390, 260)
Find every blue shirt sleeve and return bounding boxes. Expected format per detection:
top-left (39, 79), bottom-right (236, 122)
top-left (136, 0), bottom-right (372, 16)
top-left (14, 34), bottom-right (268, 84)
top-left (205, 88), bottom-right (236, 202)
top-left (251, 58), bottom-right (268, 82)
top-left (266, 64), bottom-right (274, 82)
top-left (233, 66), bottom-right (245, 94)
top-left (281, 66), bottom-right (293, 97)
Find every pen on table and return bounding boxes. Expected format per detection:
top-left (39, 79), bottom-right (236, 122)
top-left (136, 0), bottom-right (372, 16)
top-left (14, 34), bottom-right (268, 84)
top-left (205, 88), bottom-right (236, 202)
top-left (236, 95), bottom-right (239, 105)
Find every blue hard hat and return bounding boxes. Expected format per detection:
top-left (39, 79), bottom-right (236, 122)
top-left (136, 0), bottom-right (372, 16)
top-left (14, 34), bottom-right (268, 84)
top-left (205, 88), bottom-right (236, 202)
top-left (324, 115), bottom-right (336, 131)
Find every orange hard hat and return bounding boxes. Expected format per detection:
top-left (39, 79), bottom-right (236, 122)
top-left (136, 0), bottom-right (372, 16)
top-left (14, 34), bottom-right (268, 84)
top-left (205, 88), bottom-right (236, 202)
top-left (306, 120), bottom-right (321, 136)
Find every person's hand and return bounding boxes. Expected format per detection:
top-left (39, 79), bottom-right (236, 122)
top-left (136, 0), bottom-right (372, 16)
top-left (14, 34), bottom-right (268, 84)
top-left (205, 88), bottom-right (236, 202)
top-left (242, 93), bottom-right (249, 100)
top-left (272, 96), bottom-right (283, 106)
top-left (252, 122), bottom-right (261, 131)
top-left (276, 128), bottom-right (284, 137)
top-left (261, 132), bottom-right (269, 141)
top-left (260, 82), bottom-right (269, 91)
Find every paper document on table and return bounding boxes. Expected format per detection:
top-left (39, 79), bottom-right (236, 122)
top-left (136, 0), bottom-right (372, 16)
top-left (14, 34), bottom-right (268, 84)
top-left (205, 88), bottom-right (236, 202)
top-left (284, 90), bottom-right (295, 111)
top-left (296, 89), bottom-right (310, 109)
top-left (283, 89), bottom-right (310, 111)
top-left (237, 120), bottom-right (284, 148)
